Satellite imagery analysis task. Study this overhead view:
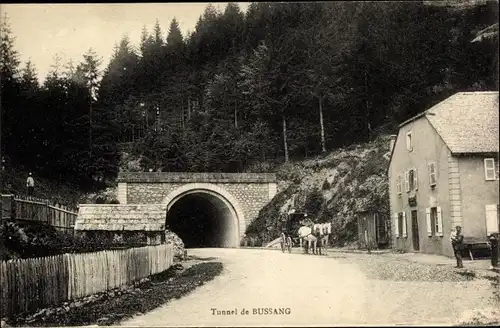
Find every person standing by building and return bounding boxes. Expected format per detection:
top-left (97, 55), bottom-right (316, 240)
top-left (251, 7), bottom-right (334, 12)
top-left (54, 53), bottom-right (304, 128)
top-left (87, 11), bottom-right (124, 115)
top-left (489, 232), bottom-right (499, 269)
top-left (26, 172), bottom-right (35, 197)
top-left (450, 226), bottom-right (464, 268)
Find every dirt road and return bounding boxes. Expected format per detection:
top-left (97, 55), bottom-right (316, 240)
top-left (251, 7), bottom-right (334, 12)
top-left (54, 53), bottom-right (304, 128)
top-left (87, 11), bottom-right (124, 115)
top-left (118, 248), bottom-right (495, 327)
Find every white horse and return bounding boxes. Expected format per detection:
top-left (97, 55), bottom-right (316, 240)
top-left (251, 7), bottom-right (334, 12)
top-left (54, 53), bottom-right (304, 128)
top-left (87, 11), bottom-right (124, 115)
top-left (298, 226), bottom-right (318, 254)
top-left (300, 223), bottom-right (332, 255)
top-left (298, 226), bottom-right (311, 248)
top-left (318, 223), bottom-right (332, 253)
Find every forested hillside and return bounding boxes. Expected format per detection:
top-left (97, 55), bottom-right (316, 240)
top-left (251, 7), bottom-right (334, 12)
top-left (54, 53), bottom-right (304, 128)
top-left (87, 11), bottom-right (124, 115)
top-left (1, 1), bottom-right (498, 193)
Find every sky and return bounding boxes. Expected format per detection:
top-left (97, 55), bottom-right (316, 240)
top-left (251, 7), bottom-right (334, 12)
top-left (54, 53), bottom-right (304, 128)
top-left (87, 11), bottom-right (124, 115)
top-left (1, 3), bottom-right (251, 83)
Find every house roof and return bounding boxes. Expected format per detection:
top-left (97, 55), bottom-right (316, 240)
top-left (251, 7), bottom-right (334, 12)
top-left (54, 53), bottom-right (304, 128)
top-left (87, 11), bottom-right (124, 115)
top-left (424, 91), bottom-right (499, 154)
top-left (387, 91), bottom-right (499, 173)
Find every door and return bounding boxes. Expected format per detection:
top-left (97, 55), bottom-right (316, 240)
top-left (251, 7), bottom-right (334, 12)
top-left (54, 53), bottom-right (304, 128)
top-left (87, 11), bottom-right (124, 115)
top-left (411, 210), bottom-right (419, 251)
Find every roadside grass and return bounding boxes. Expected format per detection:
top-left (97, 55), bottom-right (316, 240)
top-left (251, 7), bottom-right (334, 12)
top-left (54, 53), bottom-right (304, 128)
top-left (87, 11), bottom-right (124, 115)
top-left (6, 261), bottom-right (223, 327)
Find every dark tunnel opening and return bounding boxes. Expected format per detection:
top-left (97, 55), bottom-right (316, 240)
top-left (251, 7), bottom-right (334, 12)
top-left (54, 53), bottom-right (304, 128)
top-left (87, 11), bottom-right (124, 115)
top-left (166, 192), bottom-right (237, 248)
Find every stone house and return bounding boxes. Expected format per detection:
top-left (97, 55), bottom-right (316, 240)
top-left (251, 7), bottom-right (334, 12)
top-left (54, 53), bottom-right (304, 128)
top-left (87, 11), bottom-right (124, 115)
top-left (388, 91), bottom-right (499, 257)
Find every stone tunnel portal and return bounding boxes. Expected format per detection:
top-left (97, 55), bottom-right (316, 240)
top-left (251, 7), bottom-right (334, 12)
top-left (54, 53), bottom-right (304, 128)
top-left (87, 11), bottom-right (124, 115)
top-left (166, 191), bottom-right (239, 248)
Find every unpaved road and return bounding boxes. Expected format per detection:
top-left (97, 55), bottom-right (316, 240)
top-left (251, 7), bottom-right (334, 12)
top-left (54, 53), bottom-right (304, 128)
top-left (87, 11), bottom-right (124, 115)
top-left (119, 248), bottom-right (495, 327)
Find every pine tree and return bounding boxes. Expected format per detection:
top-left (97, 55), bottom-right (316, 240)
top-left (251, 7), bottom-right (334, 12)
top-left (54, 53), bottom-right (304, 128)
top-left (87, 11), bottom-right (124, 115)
top-left (221, 3), bottom-right (245, 53)
top-left (166, 18), bottom-right (183, 49)
top-left (0, 13), bottom-right (20, 85)
top-left (153, 19), bottom-right (163, 45)
top-left (140, 25), bottom-right (155, 57)
top-left (1, 13), bottom-right (22, 162)
top-left (21, 60), bottom-right (39, 91)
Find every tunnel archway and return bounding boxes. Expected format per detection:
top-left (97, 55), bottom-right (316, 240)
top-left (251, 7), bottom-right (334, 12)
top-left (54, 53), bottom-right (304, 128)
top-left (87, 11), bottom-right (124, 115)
top-left (164, 184), bottom-right (244, 248)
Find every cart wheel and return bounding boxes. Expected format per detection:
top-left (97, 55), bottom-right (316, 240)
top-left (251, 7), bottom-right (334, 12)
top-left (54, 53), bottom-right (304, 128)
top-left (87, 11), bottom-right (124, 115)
top-left (287, 237), bottom-right (292, 253)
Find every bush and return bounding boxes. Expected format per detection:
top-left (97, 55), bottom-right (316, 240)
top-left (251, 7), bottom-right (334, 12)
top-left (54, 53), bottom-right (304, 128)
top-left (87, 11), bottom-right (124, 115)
top-left (322, 179), bottom-right (331, 190)
top-left (302, 188), bottom-right (324, 218)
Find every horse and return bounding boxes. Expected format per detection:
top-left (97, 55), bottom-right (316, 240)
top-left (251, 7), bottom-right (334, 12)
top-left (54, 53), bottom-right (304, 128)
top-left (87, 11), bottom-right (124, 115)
top-left (298, 226), bottom-right (318, 254)
top-left (303, 234), bottom-right (318, 254)
top-left (313, 226), bottom-right (324, 255)
top-left (298, 226), bottom-right (311, 249)
top-left (319, 223), bottom-right (332, 253)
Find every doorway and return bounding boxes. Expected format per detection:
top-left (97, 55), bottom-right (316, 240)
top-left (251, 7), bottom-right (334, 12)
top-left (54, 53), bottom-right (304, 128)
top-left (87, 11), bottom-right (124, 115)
top-left (411, 210), bottom-right (419, 251)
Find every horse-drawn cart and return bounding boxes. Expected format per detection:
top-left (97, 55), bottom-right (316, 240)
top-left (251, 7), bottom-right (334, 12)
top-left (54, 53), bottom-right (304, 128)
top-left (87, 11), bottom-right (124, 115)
top-left (280, 211), bottom-right (307, 253)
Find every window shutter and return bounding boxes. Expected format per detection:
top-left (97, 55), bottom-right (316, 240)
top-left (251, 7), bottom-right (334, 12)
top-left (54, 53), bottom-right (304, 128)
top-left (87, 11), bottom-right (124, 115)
top-left (485, 204), bottom-right (499, 235)
top-left (436, 207), bottom-right (443, 236)
top-left (394, 213), bottom-right (399, 238)
top-left (405, 171), bottom-right (410, 192)
top-left (402, 212), bottom-right (407, 237)
top-left (414, 169), bottom-right (418, 191)
top-left (426, 208), bottom-right (432, 236)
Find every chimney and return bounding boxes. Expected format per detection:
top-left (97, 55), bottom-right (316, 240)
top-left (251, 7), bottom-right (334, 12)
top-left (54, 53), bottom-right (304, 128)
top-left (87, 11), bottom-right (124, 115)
top-left (389, 135), bottom-right (397, 153)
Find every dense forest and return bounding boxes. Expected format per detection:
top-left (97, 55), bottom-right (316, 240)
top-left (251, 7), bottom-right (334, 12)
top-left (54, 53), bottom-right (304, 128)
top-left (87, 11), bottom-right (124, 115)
top-left (1, 1), bottom-right (498, 191)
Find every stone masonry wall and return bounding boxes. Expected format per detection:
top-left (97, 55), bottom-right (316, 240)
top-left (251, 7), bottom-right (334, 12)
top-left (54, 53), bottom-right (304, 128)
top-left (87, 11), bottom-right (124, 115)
top-left (127, 183), bottom-right (184, 204)
top-left (222, 183), bottom-right (270, 229)
top-left (116, 172), bottom-right (277, 238)
top-left (126, 182), bottom-right (273, 232)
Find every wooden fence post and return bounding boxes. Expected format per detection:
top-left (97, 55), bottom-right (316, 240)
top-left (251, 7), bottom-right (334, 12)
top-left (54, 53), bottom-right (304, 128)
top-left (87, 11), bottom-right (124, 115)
top-left (45, 199), bottom-right (49, 225)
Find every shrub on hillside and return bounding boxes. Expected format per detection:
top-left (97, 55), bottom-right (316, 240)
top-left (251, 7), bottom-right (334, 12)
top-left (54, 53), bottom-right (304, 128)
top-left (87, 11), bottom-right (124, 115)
top-left (0, 221), bottom-right (75, 260)
top-left (0, 221), bottom-right (159, 261)
top-left (302, 187), bottom-right (324, 218)
top-left (322, 179), bottom-right (331, 190)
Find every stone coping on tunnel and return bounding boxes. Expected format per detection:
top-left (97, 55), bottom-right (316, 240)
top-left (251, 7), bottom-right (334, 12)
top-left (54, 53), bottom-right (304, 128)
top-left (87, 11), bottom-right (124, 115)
top-left (117, 172), bottom-right (277, 183)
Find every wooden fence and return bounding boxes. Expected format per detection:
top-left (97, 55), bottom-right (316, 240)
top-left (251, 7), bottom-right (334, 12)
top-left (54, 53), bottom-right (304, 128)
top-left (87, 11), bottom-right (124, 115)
top-left (1, 194), bottom-right (78, 231)
top-left (0, 243), bottom-right (174, 317)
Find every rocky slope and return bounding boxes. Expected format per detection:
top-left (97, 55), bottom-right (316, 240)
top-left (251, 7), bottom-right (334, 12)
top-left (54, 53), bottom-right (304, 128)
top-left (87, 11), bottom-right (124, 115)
top-left (245, 134), bottom-right (392, 247)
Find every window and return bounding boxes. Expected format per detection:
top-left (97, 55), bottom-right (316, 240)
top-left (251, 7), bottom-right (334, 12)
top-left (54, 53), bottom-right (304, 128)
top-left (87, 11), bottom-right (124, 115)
top-left (484, 158), bottom-right (496, 180)
top-left (394, 212), bottom-right (408, 238)
top-left (407, 169), bottom-right (418, 191)
top-left (405, 169), bottom-right (418, 192)
top-left (426, 207), bottom-right (443, 237)
top-left (396, 174), bottom-right (402, 194)
top-left (406, 131), bottom-right (413, 151)
top-left (428, 162), bottom-right (437, 187)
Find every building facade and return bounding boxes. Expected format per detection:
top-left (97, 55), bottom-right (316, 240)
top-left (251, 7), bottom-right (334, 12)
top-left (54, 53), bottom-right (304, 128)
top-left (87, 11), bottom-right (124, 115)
top-left (388, 91), bottom-right (499, 257)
